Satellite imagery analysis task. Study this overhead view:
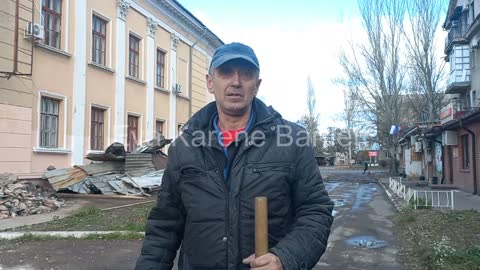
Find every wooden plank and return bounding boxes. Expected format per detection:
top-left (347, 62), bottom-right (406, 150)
top-left (57, 193), bottom-right (148, 200)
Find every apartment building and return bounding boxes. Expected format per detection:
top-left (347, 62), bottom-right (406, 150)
top-left (440, 0), bottom-right (480, 194)
top-left (0, 0), bottom-right (223, 178)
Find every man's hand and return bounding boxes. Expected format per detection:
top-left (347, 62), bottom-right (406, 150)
top-left (242, 253), bottom-right (283, 270)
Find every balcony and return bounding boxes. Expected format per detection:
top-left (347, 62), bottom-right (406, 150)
top-left (440, 101), bottom-right (478, 125)
top-left (446, 45), bottom-right (471, 94)
top-left (444, 13), bottom-right (469, 54)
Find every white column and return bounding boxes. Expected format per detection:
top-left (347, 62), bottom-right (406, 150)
top-left (71, 0), bottom-right (87, 166)
top-left (169, 34), bottom-right (179, 139)
top-left (114, 0), bottom-right (130, 144)
top-left (146, 18), bottom-right (157, 141)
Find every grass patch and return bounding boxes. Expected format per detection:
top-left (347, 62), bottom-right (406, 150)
top-left (395, 209), bottom-right (480, 270)
top-left (408, 197), bottom-right (433, 209)
top-left (396, 211), bottom-right (416, 225)
top-left (18, 200), bottom-right (156, 232)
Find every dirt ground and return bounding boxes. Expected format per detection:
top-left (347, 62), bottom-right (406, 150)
top-left (0, 240), bottom-right (143, 270)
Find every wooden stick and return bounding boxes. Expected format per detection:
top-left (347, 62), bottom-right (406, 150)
top-left (255, 196), bottom-right (268, 257)
top-left (100, 200), bottom-right (156, 211)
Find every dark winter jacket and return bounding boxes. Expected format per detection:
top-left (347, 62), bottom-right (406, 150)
top-left (136, 98), bottom-right (334, 270)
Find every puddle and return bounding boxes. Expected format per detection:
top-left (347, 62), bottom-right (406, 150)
top-left (352, 183), bottom-right (377, 211)
top-left (325, 182), bottom-right (342, 193)
top-left (345, 236), bottom-right (387, 249)
top-left (332, 198), bottom-right (347, 207)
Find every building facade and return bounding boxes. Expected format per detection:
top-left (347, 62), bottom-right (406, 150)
top-left (0, 0), bottom-right (223, 178)
top-left (439, 0), bottom-right (480, 194)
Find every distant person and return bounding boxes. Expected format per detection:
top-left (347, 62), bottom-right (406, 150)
top-left (362, 162), bottom-right (369, 175)
top-left (135, 42), bottom-right (334, 270)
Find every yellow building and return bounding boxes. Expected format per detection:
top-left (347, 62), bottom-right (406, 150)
top-left (0, 0), bottom-right (222, 178)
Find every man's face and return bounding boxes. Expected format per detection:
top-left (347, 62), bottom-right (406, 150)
top-left (207, 59), bottom-right (262, 117)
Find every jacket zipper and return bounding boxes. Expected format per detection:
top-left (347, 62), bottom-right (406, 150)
top-left (208, 146), bottom-right (230, 268)
top-left (232, 114), bottom-right (279, 169)
top-left (185, 113), bottom-right (279, 268)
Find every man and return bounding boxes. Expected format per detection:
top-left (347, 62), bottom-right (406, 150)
top-left (136, 42), bottom-right (334, 270)
top-left (363, 162), bottom-right (369, 175)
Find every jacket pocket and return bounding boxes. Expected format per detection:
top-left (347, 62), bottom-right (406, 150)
top-left (179, 165), bottom-right (207, 179)
top-left (183, 221), bottom-right (226, 269)
top-left (247, 162), bottom-right (293, 174)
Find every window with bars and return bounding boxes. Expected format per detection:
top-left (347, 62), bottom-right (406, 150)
top-left (129, 35), bottom-right (140, 78)
top-left (462, 134), bottom-right (470, 169)
top-left (156, 50), bottom-right (166, 88)
top-left (156, 120), bottom-right (164, 138)
top-left (90, 107), bottom-right (105, 150)
top-left (42, 0), bottom-right (62, 49)
top-left (40, 97), bottom-right (59, 148)
top-left (92, 15), bottom-right (107, 66)
top-left (127, 115), bottom-right (139, 152)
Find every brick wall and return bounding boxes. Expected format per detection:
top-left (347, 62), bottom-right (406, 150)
top-left (450, 122), bottom-right (480, 194)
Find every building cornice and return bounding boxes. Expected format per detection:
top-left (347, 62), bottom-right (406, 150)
top-left (146, 0), bottom-right (223, 50)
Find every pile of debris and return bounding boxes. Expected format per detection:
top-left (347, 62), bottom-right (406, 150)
top-left (43, 137), bottom-right (172, 196)
top-left (0, 173), bottom-right (64, 220)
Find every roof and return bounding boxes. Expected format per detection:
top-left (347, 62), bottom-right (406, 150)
top-left (443, 0), bottom-right (460, 29)
top-left (398, 122), bottom-right (442, 143)
top-left (442, 108), bottom-right (480, 130)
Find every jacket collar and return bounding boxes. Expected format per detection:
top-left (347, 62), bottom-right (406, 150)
top-left (182, 98), bottom-right (282, 137)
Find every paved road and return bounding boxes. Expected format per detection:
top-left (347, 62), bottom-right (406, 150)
top-left (0, 170), bottom-right (402, 270)
top-left (315, 171), bottom-right (403, 270)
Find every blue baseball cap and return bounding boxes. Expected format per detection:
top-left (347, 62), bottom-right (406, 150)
top-left (210, 42), bottom-right (260, 70)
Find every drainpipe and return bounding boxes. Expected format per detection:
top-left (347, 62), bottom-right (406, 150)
top-left (188, 27), bottom-right (208, 117)
top-left (460, 120), bottom-right (478, 195)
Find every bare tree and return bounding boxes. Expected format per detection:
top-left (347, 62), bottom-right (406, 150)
top-left (338, 0), bottom-right (407, 172)
top-left (404, 0), bottom-right (447, 123)
top-left (298, 76), bottom-right (323, 154)
top-left (307, 76), bottom-right (316, 119)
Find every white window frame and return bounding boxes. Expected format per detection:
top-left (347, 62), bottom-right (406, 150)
top-left (177, 122), bottom-right (184, 136)
top-left (34, 90), bottom-right (70, 153)
top-left (88, 103), bottom-right (111, 153)
top-left (90, 10), bottom-right (112, 68)
top-left (128, 31), bottom-right (143, 80)
top-left (39, 0), bottom-right (70, 53)
top-left (126, 111), bottom-right (143, 150)
top-left (155, 118), bottom-right (167, 138)
top-left (155, 47), bottom-right (168, 89)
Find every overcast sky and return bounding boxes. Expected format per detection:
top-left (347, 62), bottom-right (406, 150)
top-left (178, 0), bottom-right (447, 133)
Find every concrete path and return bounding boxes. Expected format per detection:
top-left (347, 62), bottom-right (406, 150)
top-left (315, 172), bottom-right (403, 270)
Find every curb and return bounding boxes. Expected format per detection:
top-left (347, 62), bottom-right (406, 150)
top-left (378, 179), bottom-right (402, 212)
top-left (0, 231), bottom-right (145, 240)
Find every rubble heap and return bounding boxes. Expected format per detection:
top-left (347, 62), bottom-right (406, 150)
top-left (0, 177), bottom-right (64, 220)
top-left (43, 138), bottom-right (171, 196)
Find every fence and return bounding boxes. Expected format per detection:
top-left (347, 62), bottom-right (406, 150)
top-left (388, 177), bottom-right (455, 210)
